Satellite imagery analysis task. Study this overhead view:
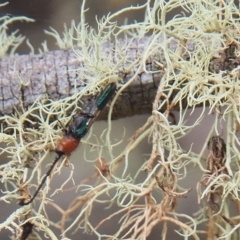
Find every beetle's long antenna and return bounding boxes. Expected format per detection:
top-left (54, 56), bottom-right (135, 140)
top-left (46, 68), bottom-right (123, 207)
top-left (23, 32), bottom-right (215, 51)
top-left (19, 83), bottom-right (116, 206)
top-left (19, 153), bottom-right (64, 205)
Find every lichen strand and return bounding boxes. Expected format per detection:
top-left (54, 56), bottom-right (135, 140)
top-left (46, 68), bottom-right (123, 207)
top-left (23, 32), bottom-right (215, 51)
top-left (0, 3), bottom-right (34, 56)
top-left (1, 0), bottom-right (240, 239)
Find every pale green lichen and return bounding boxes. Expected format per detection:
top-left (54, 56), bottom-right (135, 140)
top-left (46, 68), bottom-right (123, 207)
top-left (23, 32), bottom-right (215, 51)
top-left (0, 2), bottom-right (34, 56)
top-left (1, 0), bottom-right (240, 239)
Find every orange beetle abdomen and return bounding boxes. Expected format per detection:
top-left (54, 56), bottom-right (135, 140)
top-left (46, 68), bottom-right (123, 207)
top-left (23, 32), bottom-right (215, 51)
top-left (55, 136), bottom-right (80, 156)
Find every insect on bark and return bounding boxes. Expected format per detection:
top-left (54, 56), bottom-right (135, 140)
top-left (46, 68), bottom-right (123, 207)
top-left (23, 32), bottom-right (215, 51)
top-left (19, 83), bottom-right (116, 205)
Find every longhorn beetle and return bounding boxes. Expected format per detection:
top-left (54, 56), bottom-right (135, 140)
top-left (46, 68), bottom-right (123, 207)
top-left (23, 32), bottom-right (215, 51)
top-left (19, 83), bottom-right (116, 205)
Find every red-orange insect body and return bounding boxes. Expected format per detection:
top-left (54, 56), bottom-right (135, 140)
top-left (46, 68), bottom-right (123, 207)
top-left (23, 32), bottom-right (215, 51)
top-left (55, 135), bottom-right (80, 156)
top-left (19, 83), bottom-right (117, 206)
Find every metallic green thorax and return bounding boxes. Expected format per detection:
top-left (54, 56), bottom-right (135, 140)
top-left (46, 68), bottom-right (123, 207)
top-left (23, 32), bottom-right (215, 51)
top-left (18, 83), bottom-right (116, 206)
top-left (68, 115), bottom-right (92, 139)
top-left (68, 83), bottom-right (116, 139)
top-left (96, 83), bottom-right (116, 110)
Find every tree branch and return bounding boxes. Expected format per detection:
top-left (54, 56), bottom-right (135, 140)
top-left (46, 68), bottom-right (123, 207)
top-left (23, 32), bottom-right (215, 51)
top-left (0, 37), bottom-right (181, 119)
top-left (1, 36), bottom-right (238, 119)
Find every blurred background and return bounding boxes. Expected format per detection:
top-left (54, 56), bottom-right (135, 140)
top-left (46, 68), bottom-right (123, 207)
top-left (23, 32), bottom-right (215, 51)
top-left (0, 1), bottom-right (218, 239)
top-left (0, 0), bottom-right (148, 53)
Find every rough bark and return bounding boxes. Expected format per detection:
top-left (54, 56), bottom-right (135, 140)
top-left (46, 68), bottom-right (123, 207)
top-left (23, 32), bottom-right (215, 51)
top-left (0, 37), bottom-right (170, 119)
top-left (0, 37), bottom-right (238, 119)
